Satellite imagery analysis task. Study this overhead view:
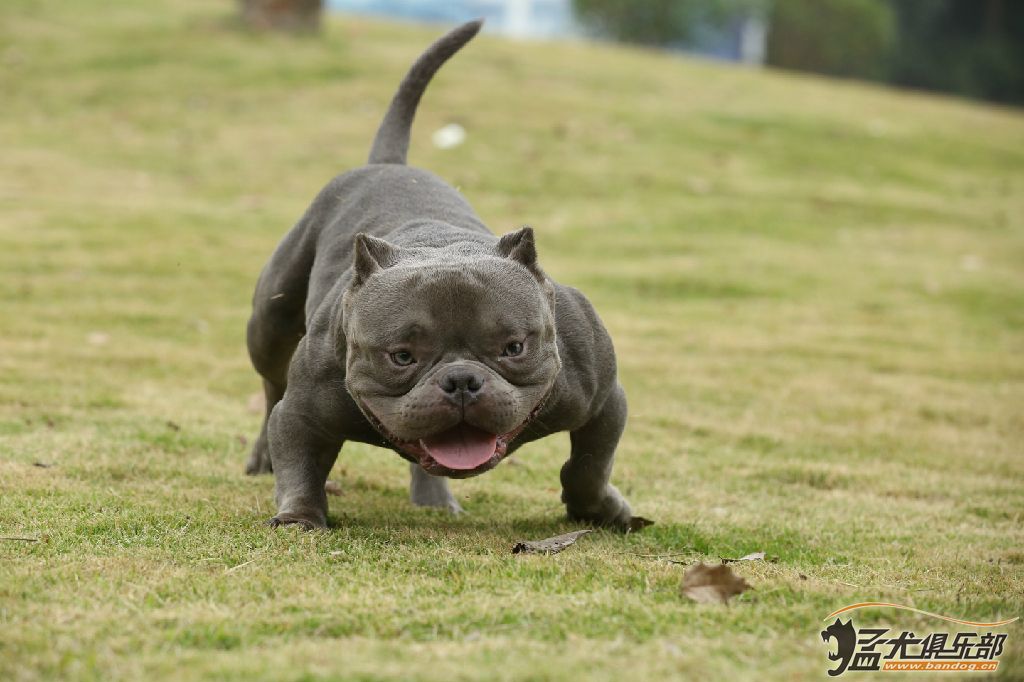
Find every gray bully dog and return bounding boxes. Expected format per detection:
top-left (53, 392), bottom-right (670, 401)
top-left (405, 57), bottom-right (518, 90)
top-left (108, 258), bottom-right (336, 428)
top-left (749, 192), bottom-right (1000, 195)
top-left (245, 20), bottom-right (637, 531)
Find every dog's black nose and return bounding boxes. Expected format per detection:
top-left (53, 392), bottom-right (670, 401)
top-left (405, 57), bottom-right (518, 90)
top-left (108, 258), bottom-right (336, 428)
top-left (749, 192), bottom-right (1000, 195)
top-left (440, 368), bottom-right (484, 399)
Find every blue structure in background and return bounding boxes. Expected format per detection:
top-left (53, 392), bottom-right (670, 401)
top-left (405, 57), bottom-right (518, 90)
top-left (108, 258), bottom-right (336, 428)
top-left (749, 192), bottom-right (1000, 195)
top-left (327, 0), bottom-right (579, 39)
top-left (327, 0), bottom-right (766, 64)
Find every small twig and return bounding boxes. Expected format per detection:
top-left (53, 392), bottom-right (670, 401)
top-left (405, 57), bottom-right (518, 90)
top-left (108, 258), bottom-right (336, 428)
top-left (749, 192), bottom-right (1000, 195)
top-left (838, 581), bottom-right (860, 588)
top-left (225, 559), bottom-right (255, 574)
top-left (0, 536), bottom-right (39, 542)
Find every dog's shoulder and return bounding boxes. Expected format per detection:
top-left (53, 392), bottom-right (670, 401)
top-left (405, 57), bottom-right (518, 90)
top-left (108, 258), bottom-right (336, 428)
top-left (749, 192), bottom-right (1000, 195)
top-left (528, 282), bottom-right (618, 431)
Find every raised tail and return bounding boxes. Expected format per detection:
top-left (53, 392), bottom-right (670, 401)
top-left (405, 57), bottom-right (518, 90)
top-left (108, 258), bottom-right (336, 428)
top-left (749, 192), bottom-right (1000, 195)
top-left (367, 19), bottom-right (483, 165)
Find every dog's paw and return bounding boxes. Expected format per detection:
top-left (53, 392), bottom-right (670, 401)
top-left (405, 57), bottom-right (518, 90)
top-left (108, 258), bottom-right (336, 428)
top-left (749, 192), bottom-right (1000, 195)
top-left (267, 511), bottom-right (326, 530)
top-left (565, 484), bottom-right (633, 531)
top-left (409, 464), bottom-right (464, 514)
top-left (411, 489), bottom-right (465, 515)
top-left (441, 498), bottom-right (466, 515)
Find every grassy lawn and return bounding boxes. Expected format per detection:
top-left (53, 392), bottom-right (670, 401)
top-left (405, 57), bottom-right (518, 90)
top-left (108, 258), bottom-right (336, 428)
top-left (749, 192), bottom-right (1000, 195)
top-left (1, 1), bottom-right (1022, 679)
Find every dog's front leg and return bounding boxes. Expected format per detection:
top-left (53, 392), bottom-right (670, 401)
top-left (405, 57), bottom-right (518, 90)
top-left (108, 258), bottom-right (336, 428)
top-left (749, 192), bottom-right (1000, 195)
top-left (267, 400), bottom-right (342, 530)
top-left (560, 382), bottom-right (633, 530)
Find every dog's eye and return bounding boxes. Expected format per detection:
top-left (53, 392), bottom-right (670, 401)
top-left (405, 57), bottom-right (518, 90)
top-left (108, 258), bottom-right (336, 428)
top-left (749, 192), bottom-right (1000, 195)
top-left (389, 350), bottom-right (416, 366)
top-left (502, 341), bottom-right (524, 357)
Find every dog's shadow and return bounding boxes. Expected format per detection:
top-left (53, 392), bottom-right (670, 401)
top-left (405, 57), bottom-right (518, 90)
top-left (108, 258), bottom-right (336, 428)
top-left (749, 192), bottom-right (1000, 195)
top-left (254, 473), bottom-right (664, 547)
top-left (325, 506), bottom-right (583, 541)
top-left (314, 469), bottom-right (580, 538)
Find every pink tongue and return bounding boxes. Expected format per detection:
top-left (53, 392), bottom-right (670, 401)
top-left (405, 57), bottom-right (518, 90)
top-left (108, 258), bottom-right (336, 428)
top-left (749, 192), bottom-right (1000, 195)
top-left (420, 424), bottom-right (498, 470)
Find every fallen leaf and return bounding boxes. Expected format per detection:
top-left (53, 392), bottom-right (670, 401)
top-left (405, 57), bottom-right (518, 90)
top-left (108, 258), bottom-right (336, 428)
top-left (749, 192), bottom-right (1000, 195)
top-left (722, 551), bottom-right (765, 563)
top-left (626, 516), bottom-right (655, 533)
top-left (324, 480), bottom-right (342, 496)
top-left (512, 529), bottom-right (591, 555)
top-left (166, 420), bottom-right (181, 432)
top-left (32, 461), bottom-right (52, 468)
top-left (680, 562), bottom-right (752, 605)
top-left (799, 573), bottom-right (808, 580)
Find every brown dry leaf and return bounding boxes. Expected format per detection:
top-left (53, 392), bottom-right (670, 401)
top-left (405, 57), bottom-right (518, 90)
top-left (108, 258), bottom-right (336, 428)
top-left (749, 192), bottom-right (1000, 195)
top-left (512, 529), bottom-right (592, 555)
top-left (324, 480), bottom-right (342, 496)
top-left (680, 562), bottom-right (752, 605)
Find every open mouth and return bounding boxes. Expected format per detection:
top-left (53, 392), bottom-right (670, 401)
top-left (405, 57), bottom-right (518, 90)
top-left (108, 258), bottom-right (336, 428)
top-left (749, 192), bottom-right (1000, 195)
top-left (354, 395), bottom-right (548, 479)
top-left (420, 423), bottom-right (499, 471)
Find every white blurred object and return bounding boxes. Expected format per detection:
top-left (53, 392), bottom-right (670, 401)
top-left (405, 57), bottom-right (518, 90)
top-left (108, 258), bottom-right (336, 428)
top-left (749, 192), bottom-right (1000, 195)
top-left (432, 123), bottom-right (466, 150)
top-left (506, 0), bottom-right (531, 38)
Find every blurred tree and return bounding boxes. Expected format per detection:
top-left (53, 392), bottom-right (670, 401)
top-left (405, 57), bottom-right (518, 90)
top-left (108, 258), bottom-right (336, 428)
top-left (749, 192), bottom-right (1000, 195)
top-left (572, 0), bottom-right (768, 48)
top-left (239, 0), bottom-right (323, 32)
top-left (574, 0), bottom-right (1024, 104)
top-left (766, 0), bottom-right (895, 80)
top-left (886, 0), bottom-right (1024, 104)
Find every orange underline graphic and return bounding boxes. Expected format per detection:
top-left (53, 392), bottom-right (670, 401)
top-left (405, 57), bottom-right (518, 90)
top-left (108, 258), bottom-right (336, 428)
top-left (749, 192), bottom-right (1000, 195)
top-left (825, 602), bottom-right (1018, 628)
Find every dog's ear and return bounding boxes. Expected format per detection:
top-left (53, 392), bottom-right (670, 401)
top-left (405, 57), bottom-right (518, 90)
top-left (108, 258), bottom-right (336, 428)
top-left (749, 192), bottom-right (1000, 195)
top-left (496, 226), bottom-right (555, 312)
top-left (496, 226), bottom-right (539, 272)
top-left (352, 233), bottom-right (401, 287)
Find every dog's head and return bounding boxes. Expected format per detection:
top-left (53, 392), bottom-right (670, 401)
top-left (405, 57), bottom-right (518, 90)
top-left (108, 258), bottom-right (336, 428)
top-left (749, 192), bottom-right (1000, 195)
top-left (340, 227), bottom-right (561, 478)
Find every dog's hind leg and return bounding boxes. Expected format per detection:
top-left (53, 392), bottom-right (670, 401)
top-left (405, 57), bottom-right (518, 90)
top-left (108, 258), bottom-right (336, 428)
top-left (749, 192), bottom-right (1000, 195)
top-left (246, 377), bottom-right (286, 475)
top-left (245, 220), bottom-right (317, 474)
top-left (246, 294), bottom-right (306, 474)
top-left (409, 463), bottom-right (464, 514)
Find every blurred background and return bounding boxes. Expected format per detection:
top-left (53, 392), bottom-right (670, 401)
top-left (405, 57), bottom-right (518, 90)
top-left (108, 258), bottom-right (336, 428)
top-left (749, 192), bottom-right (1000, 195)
top-left (242, 0), bottom-right (1024, 105)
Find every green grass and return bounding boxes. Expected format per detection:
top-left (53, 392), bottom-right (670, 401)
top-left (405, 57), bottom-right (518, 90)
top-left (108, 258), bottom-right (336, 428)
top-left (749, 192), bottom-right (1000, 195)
top-left (1, 1), bottom-right (1023, 679)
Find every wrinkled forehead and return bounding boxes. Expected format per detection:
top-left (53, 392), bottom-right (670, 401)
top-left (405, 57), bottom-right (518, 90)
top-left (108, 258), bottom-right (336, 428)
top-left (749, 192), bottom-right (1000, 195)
top-left (349, 259), bottom-right (546, 345)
